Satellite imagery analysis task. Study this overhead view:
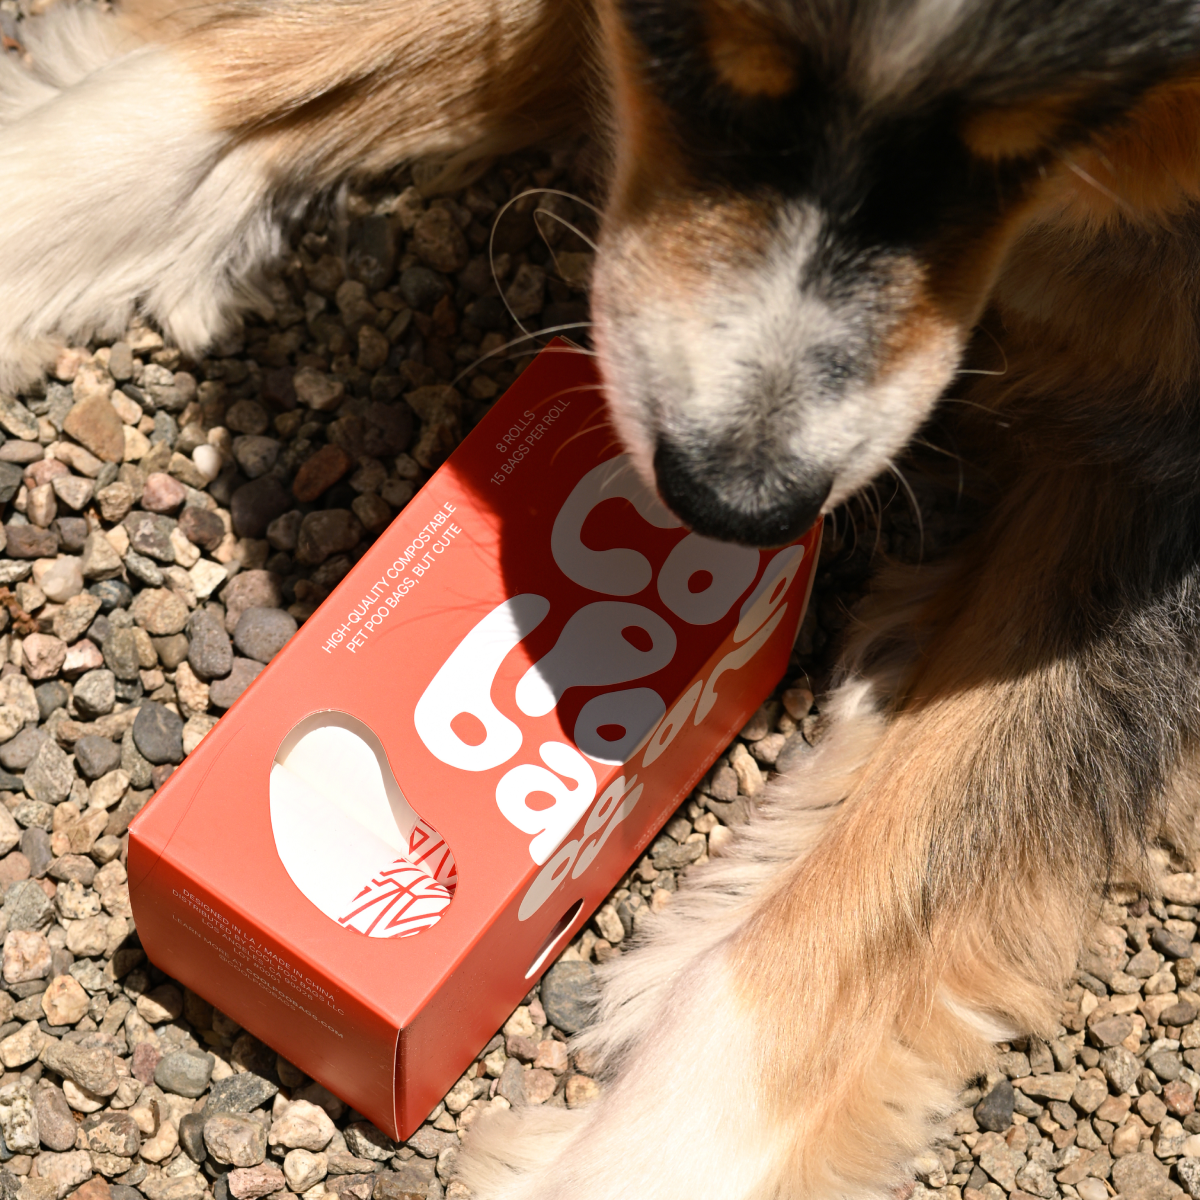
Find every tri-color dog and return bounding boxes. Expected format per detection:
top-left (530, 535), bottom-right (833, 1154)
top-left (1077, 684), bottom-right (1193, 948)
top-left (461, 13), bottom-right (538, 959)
top-left (5, 0), bottom-right (1200, 1195)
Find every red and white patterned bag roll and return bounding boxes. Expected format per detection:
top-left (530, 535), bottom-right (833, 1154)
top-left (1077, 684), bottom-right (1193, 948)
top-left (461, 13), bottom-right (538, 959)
top-left (406, 818), bottom-right (457, 894)
top-left (337, 858), bottom-right (453, 938)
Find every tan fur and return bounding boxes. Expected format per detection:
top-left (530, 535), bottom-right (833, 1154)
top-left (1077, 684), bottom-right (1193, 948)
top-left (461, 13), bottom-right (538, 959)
top-left (123, 0), bottom-right (593, 183)
top-left (705, 0), bottom-right (798, 98)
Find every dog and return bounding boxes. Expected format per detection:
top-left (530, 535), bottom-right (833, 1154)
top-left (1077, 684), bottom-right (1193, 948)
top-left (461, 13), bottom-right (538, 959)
top-left (5, 0), bottom-right (1200, 1195)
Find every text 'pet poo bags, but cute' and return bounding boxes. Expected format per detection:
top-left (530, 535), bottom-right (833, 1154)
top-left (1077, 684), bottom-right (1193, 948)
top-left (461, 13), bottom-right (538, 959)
top-left (128, 341), bottom-right (821, 1140)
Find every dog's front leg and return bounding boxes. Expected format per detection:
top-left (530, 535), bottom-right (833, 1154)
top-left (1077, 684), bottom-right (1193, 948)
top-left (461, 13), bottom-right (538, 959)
top-left (457, 460), bottom-right (1194, 1200)
top-left (0, 0), bottom-right (588, 389)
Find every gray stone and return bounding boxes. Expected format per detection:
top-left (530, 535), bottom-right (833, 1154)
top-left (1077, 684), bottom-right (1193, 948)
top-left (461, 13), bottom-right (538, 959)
top-left (3, 882), bottom-right (52, 933)
top-left (774, 731), bottom-right (814, 774)
top-left (203, 1113), bottom-right (268, 1167)
top-left (0, 463), bottom-right (22, 504)
top-left (73, 736), bottom-right (121, 781)
top-left (221, 571), bottom-right (282, 632)
top-left (405, 1126), bottom-right (456, 1159)
top-left (23, 741), bottom-right (74, 806)
top-left (232, 437), bottom-right (279, 480)
top-left (150, 633), bottom-right (189, 671)
top-left (122, 513), bottom-right (175, 563)
top-left (73, 670), bottom-right (115, 720)
top-left (41, 1040), bottom-right (118, 1095)
top-left (503, 264), bottom-right (545, 321)
top-left (154, 1048), bottom-right (214, 1098)
top-left (411, 208), bottom-right (468, 274)
top-left (177, 507), bottom-right (224, 552)
top-left (123, 552), bottom-right (163, 588)
top-left (19, 829), bottom-right (50, 879)
top-left (233, 608), bottom-right (297, 664)
top-left (0, 728), bottom-right (44, 773)
top-left (375, 1162), bottom-right (434, 1198)
top-left (342, 1123), bottom-right (394, 1163)
top-left (974, 1078), bottom-right (1014, 1132)
top-left (49, 854), bottom-right (95, 886)
top-left (1151, 1049), bottom-right (1185, 1081)
top-left (88, 581), bottom-right (132, 614)
top-left (12, 799), bottom-right (51, 830)
top-left (187, 611), bottom-right (232, 681)
top-left (1178, 1161), bottom-right (1200, 1200)
top-left (34, 683), bottom-right (68, 722)
top-left (202, 1073), bottom-right (278, 1117)
top-left (229, 477), bottom-right (291, 540)
top-left (178, 1112), bottom-right (206, 1162)
top-left (1089, 1014), bottom-right (1134, 1047)
top-left (539, 960), bottom-right (596, 1034)
top-left (1111, 1153), bottom-right (1180, 1200)
top-left (398, 267), bottom-right (449, 312)
top-left (120, 729), bottom-right (153, 790)
top-left (295, 510), bottom-right (363, 567)
top-left (79, 533), bottom-right (123, 582)
top-left (208, 659), bottom-right (264, 711)
top-left (102, 629), bottom-right (141, 682)
top-left (1163, 999), bottom-right (1199, 1026)
top-left (1101, 1045), bottom-right (1142, 1094)
top-left (1152, 927), bottom-right (1194, 959)
top-left (132, 703), bottom-right (183, 766)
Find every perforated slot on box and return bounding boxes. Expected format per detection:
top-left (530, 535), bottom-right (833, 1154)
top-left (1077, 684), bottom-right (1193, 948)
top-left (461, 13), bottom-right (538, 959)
top-left (269, 712), bottom-right (456, 938)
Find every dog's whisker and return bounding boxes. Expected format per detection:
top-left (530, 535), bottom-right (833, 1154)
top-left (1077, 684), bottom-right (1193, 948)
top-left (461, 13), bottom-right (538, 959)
top-left (450, 323), bottom-right (595, 388)
top-left (490, 188), bottom-right (600, 337)
top-left (534, 207), bottom-right (599, 253)
top-left (887, 460), bottom-right (925, 565)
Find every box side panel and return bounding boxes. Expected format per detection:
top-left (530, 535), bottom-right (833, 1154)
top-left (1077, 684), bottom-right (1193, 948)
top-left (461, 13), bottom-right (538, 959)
top-left (130, 842), bottom-right (401, 1137)
top-left (394, 537), bottom-right (811, 1136)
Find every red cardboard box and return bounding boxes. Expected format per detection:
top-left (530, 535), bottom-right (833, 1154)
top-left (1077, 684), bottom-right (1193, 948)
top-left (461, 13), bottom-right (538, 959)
top-left (128, 342), bottom-right (821, 1140)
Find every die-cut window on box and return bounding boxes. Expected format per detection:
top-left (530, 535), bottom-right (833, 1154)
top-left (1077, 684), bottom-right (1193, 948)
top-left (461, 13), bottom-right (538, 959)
top-left (269, 712), bottom-right (456, 938)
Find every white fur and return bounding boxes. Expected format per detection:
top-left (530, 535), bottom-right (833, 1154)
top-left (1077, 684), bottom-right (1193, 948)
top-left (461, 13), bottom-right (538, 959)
top-left (858, 0), bottom-right (971, 101)
top-left (458, 679), bottom-right (897, 1200)
top-left (592, 207), bottom-right (963, 516)
top-left (0, 6), bottom-right (287, 389)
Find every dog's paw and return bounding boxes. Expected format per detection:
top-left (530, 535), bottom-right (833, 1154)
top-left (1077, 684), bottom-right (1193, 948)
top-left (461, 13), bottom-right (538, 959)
top-left (0, 5), bottom-right (284, 388)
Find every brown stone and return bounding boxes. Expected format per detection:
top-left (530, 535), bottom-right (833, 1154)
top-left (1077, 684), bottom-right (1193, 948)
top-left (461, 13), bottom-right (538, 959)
top-left (69, 1177), bottom-right (111, 1200)
top-left (63, 396), bottom-right (125, 464)
top-left (292, 445), bottom-right (353, 503)
top-left (177, 506), bottom-right (224, 551)
top-left (0, 852), bottom-right (30, 886)
top-left (5, 526), bottom-right (58, 559)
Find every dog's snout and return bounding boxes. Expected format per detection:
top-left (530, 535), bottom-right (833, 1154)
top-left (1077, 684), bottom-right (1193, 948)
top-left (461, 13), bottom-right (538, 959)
top-left (653, 437), bottom-right (830, 547)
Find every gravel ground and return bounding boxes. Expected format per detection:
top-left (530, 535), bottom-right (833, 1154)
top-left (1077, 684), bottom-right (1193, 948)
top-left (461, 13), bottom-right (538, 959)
top-left (0, 39), bottom-right (1198, 1197)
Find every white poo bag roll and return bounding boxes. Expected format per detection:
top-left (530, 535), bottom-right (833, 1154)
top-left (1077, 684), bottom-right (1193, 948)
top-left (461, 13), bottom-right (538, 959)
top-left (269, 713), bottom-right (456, 938)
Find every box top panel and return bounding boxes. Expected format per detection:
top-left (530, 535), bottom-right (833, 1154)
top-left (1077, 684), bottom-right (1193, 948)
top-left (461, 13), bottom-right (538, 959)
top-left (130, 343), bottom-right (818, 1033)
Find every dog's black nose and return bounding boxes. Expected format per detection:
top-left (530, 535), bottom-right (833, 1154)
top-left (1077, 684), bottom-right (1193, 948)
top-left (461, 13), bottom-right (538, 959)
top-left (653, 437), bottom-right (830, 547)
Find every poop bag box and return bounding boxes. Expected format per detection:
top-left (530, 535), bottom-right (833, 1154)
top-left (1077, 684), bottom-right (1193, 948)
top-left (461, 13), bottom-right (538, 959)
top-left (128, 341), bottom-right (821, 1140)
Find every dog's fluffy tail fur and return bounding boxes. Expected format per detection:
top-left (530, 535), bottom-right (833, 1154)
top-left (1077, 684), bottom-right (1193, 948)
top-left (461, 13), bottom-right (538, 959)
top-left (0, 0), bottom-right (585, 388)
